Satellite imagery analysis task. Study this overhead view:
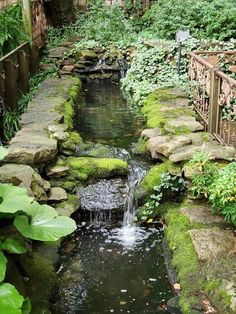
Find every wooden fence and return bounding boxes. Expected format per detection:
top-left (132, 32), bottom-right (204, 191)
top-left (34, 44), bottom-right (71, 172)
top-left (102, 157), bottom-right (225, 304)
top-left (0, 43), bottom-right (39, 113)
top-left (189, 50), bottom-right (236, 147)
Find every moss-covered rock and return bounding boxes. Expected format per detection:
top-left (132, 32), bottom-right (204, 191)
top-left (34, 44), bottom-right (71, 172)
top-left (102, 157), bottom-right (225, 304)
top-left (131, 138), bottom-right (147, 155)
top-left (140, 161), bottom-right (181, 194)
top-left (56, 194), bottom-right (80, 216)
top-left (68, 157), bottom-right (128, 181)
top-left (75, 49), bottom-right (98, 61)
top-left (60, 132), bottom-right (83, 155)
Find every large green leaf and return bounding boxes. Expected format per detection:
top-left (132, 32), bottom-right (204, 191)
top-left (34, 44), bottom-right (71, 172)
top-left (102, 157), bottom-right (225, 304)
top-left (0, 252), bottom-right (7, 282)
top-left (0, 283), bottom-right (24, 314)
top-left (0, 184), bottom-right (33, 214)
top-left (0, 147), bottom-right (8, 161)
top-left (0, 238), bottom-right (27, 254)
top-left (14, 203), bottom-right (77, 241)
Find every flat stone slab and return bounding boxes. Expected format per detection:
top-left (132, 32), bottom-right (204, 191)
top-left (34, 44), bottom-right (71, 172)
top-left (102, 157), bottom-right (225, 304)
top-left (164, 116), bottom-right (204, 133)
top-left (141, 128), bottom-right (161, 139)
top-left (180, 206), bottom-right (224, 224)
top-left (189, 228), bottom-right (236, 261)
top-left (48, 187), bottom-right (68, 202)
top-left (49, 47), bottom-right (71, 58)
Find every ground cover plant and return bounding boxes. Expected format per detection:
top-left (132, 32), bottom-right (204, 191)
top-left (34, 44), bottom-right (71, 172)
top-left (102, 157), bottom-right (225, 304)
top-left (189, 152), bottom-right (236, 225)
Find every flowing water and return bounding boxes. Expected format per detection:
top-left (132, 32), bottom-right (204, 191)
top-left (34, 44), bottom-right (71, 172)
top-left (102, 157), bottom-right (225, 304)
top-left (55, 81), bottom-right (173, 313)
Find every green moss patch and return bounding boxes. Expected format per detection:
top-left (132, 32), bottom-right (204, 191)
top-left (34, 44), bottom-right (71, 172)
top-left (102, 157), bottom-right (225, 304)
top-left (60, 132), bottom-right (83, 154)
top-left (140, 161), bottom-right (181, 194)
top-left (68, 157), bottom-right (128, 181)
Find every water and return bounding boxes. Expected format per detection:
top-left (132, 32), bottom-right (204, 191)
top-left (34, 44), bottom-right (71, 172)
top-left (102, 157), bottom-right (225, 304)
top-left (55, 81), bottom-right (173, 313)
top-left (75, 81), bottom-right (144, 148)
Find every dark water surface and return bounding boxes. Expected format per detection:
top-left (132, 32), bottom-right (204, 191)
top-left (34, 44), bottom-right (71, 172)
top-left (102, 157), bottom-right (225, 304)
top-left (57, 225), bottom-right (173, 314)
top-left (75, 81), bottom-right (144, 148)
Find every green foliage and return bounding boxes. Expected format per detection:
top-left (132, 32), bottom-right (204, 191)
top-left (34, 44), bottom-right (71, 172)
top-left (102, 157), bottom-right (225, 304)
top-left (0, 283), bottom-right (25, 314)
top-left (141, 0), bottom-right (236, 41)
top-left (190, 153), bottom-right (236, 225)
top-left (136, 172), bottom-right (185, 222)
top-left (0, 4), bottom-right (28, 57)
top-left (188, 152), bottom-right (218, 197)
top-left (0, 252), bottom-right (7, 282)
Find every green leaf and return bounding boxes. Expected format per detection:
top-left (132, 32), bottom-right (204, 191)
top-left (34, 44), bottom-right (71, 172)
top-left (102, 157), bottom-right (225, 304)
top-left (0, 252), bottom-right (7, 282)
top-left (22, 298), bottom-right (31, 314)
top-left (0, 184), bottom-right (33, 214)
top-left (0, 238), bottom-right (27, 254)
top-left (0, 283), bottom-right (24, 314)
top-left (0, 147), bottom-right (8, 161)
top-left (14, 203), bottom-right (77, 241)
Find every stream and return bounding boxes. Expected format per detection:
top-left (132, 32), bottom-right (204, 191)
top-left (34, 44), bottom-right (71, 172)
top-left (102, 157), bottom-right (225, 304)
top-left (55, 81), bottom-right (174, 313)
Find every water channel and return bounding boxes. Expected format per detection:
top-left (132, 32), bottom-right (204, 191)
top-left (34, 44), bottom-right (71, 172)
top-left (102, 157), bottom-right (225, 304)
top-left (55, 81), bottom-right (174, 313)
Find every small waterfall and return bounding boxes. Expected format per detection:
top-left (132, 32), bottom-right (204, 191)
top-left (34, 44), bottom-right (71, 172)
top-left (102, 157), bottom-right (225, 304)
top-left (93, 58), bottom-right (106, 73)
top-left (118, 58), bottom-right (129, 79)
top-left (123, 160), bottom-right (147, 227)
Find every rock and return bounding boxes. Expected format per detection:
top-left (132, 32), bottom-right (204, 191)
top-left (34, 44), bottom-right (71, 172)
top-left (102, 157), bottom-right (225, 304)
top-left (48, 125), bottom-right (67, 133)
top-left (141, 128), bottom-right (162, 139)
top-left (75, 49), bottom-right (98, 61)
top-left (68, 157), bottom-right (129, 181)
top-left (48, 187), bottom-right (68, 202)
top-left (180, 206), bottom-right (224, 224)
top-left (169, 142), bottom-right (236, 163)
top-left (164, 116), bottom-right (204, 134)
top-left (0, 164), bottom-right (47, 202)
top-left (189, 228), bottom-right (236, 261)
top-left (46, 166), bottom-right (69, 179)
top-left (48, 47), bottom-right (71, 58)
top-left (167, 296), bottom-right (181, 314)
top-left (51, 131), bottom-right (70, 141)
top-left (60, 132), bottom-right (83, 155)
top-left (147, 135), bottom-right (192, 159)
top-left (183, 163), bottom-right (200, 180)
top-left (5, 132), bottom-right (58, 164)
top-left (43, 180), bottom-right (51, 191)
top-left (75, 143), bottom-right (129, 160)
top-left (56, 195), bottom-right (79, 217)
top-left (77, 178), bottom-right (127, 212)
top-left (61, 65), bottom-right (75, 72)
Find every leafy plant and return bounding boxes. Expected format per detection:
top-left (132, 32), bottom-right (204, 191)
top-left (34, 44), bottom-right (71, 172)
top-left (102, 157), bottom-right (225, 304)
top-left (0, 147), bottom-right (76, 313)
top-left (136, 172), bottom-right (185, 222)
top-left (188, 152), bottom-right (218, 197)
top-left (0, 4), bottom-right (28, 57)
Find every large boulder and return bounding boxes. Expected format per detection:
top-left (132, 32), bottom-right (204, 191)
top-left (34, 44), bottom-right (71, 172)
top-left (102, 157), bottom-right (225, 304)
top-left (0, 164), bottom-right (47, 202)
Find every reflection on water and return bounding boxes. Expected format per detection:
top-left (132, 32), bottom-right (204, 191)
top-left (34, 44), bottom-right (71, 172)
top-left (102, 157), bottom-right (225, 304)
top-left (57, 225), bottom-right (173, 314)
top-left (75, 81), bottom-right (144, 148)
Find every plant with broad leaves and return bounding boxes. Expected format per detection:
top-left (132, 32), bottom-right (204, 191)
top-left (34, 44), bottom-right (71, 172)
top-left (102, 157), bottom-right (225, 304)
top-left (0, 147), bottom-right (77, 313)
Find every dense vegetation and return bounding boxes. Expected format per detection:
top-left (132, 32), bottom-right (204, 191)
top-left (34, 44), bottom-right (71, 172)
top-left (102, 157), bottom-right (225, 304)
top-left (0, 4), bottom-right (27, 58)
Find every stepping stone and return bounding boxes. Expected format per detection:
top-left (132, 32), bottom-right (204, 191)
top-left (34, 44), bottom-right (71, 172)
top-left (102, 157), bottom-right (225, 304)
top-left (180, 206), bottom-right (224, 224)
top-left (189, 228), bottom-right (236, 261)
top-left (141, 128), bottom-right (161, 139)
top-left (48, 47), bottom-right (71, 58)
top-left (46, 166), bottom-right (69, 179)
top-left (164, 116), bottom-right (204, 134)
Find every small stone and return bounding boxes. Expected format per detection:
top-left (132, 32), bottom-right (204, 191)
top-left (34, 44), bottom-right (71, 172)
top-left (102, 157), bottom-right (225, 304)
top-left (61, 65), bottom-right (75, 72)
top-left (48, 125), bottom-right (66, 133)
top-left (141, 128), bottom-right (161, 139)
top-left (173, 283), bottom-right (181, 290)
top-left (51, 131), bottom-right (70, 141)
top-left (46, 166), bottom-right (69, 178)
top-left (43, 180), bottom-right (51, 191)
top-left (48, 187), bottom-right (67, 202)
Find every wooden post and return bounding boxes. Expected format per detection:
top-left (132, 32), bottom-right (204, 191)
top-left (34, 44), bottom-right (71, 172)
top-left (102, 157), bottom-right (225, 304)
top-left (22, 0), bottom-right (33, 41)
top-left (208, 67), bottom-right (219, 134)
top-left (4, 59), bottom-right (18, 111)
top-left (18, 49), bottom-right (30, 94)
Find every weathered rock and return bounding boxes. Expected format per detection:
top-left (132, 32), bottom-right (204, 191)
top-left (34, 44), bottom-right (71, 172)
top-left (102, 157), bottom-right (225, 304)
top-left (164, 116), bottom-right (204, 134)
top-left (189, 228), bottom-right (236, 261)
top-left (169, 142), bottom-right (236, 162)
top-left (51, 131), bottom-right (70, 141)
top-left (147, 135), bottom-right (192, 159)
top-left (0, 164), bottom-right (47, 201)
top-left (180, 206), bottom-right (224, 224)
top-left (77, 178), bottom-right (127, 212)
top-left (141, 128), bottom-right (161, 139)
top-left (75, 49), bottom-right (98, 61)
top-left (5, 132), bottom-right (58, 164)
top-left (48, 47), bottom-right (71, 58)
top-left (46, 165), bottom-right (69, 179)
top-left (48, 125), bottom-right (67, 134)
top-left (56, 195), bottom-right (79, 217)
top-left (182, 163), bottom-right (200, 180)
top-left (48, 187), bottom-right (68, 202)
top-left (167, 296), bottom-right (181, 314)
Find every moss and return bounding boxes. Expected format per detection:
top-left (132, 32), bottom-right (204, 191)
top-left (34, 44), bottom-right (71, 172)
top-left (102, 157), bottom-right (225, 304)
top-left (132, 137), bottom-right (147, 155)
top-left (56, 194), bottom-right (79, 216)
top-left (140, 161), bottom-right (181, 194)
top-left (68, 157), bottom-right (128, 181)
top-left (60, 131), bottom-right (83, 153)
top-left (165, 203), bottom-right (203, 314)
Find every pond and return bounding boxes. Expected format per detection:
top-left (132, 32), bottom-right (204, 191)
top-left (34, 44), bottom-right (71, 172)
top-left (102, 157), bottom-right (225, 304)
top-left (54, 81), bottom-right (173, 313)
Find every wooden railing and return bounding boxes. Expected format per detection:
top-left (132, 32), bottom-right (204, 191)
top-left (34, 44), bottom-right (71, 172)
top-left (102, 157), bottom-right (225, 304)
top-left (189, 50), bottom-right (236, 146)
top-left (0, 42), bottom-right (39, 113)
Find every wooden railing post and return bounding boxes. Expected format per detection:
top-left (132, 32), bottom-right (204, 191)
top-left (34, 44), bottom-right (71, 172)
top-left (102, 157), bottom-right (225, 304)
top-left (208, 67), bottom-right (219, 134)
